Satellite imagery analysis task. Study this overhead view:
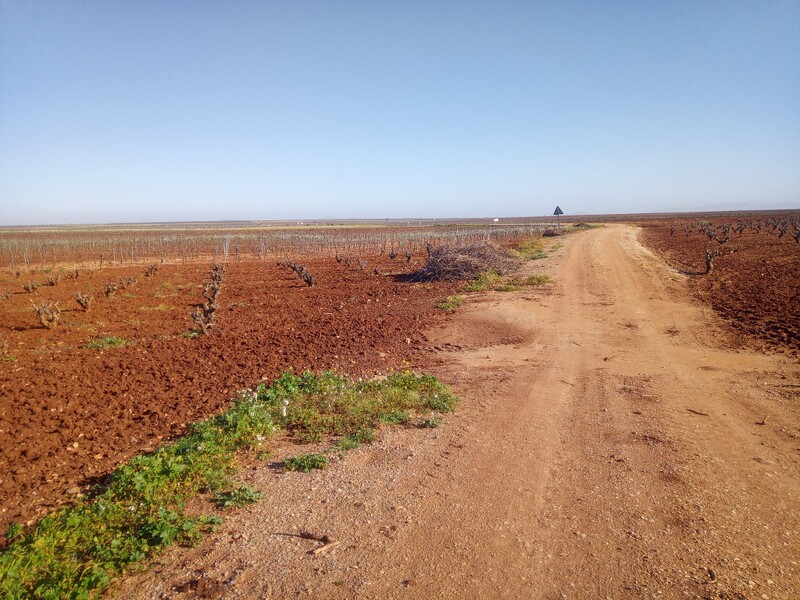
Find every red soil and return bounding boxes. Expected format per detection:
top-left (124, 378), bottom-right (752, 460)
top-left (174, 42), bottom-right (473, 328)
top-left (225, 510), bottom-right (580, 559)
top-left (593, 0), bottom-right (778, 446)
top-left (2, 217), bottom-right (796, 538)
top-left (0, 256), bottom-right (457, 533)
top-left (639, 217), bottom-right (799, 354)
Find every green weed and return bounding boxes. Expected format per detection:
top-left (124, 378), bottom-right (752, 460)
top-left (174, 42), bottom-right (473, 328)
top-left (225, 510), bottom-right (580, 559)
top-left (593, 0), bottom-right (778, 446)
top-left (435, 295), bottom-right (464, 312)
top-left (463, 270), bottom-right (501, 292)
top-left (213, 485), bottom-right (263, 509)
top-left (0, 354), bottom-right (17, 363)
top-left (498, 274), bottom-right (552, 291)
top-left (85, 336), bottom-right (133, 349)
top-left (379, 409), bottom-right (410, 425)
top-left (268, 371), bottom-right (458, 443)
top-left (285, 453), bottom-right (329, 472)
top-left (514, 239), bottom-right (547, 260)
top-left (0, 371), bottom-right (457, 598)
top-left (332, 436), bottom-right (361, 451)
top-left (417, 415), bottom-right (441, 428)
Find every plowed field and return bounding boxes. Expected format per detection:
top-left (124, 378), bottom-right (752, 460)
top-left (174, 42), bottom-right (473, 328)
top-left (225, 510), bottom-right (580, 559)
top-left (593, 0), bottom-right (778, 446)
top-left (639, 217), bottom-right (799, 354)
top-left (0, 256), bottom-right (457, 533)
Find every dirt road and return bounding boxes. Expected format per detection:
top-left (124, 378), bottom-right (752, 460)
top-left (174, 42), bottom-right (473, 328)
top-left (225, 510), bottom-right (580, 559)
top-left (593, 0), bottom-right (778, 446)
top-left (117, 225), bottom-right (800, 599)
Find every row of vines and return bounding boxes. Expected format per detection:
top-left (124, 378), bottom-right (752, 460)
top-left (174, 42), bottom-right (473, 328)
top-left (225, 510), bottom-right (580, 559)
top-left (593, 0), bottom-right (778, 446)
top-left (0, 224), bottom-right (550, 270)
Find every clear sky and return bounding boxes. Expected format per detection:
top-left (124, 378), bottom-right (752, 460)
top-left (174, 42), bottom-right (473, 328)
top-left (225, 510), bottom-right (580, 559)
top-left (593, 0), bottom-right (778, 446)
top-left (1, 1), bottom-right (799, 225)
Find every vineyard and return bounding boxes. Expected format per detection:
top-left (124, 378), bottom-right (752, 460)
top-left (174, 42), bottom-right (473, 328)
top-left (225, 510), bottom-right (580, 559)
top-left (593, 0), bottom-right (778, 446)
top-left (1, 212), bottom-right (797, 571)
top-left (0, 222), bottom-right (550, 270)
top-left (0, 232), bottom-right (489, 536)
top-left (639, 214), bottom-right (800, 353)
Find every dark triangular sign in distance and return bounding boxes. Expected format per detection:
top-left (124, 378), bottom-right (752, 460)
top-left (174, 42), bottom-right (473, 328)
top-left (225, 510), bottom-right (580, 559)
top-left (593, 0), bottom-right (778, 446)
top-left (553, 206), bottom-right (563, 216)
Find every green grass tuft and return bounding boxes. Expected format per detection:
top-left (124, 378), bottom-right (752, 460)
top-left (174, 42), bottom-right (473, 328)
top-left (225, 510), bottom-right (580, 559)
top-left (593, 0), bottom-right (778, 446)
top-left (463, 270), bottom-right (501, 292)
top-left (85, 336), bottom-right (133, 349)
top-left (514, 239), bottom-right (547, 260)
top-left (435, 295), bottom-right (464, 312)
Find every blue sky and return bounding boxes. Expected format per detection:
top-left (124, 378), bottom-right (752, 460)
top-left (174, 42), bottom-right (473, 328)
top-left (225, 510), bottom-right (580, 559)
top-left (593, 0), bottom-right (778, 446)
top-left (1, 1), bottom-right (799, 225)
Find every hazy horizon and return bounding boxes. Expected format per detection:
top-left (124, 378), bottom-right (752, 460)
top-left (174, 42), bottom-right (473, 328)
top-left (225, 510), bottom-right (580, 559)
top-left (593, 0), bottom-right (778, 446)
top-left (3, 203), bottom-right (799, 230)
top-left (2, 2), bottom-right (799, 226)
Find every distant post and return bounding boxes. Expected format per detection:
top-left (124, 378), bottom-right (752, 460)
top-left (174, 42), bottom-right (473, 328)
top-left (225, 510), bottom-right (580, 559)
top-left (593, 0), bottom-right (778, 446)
top-left (553, 206), bottom-right (563, 229)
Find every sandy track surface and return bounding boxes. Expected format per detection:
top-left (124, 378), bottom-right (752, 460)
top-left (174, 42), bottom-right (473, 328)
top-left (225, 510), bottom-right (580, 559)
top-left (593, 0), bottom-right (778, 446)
top-left (116, 225), bottom-right (800, 599)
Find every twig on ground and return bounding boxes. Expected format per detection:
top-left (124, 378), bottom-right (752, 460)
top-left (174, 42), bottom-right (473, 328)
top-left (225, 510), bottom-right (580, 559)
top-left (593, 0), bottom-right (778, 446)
top-left (686, 408), bottom-right (709, 416)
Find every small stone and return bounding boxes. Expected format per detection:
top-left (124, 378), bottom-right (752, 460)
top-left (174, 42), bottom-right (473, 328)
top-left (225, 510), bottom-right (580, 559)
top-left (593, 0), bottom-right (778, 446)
top-left (65, 486), bottom-right (81, 495)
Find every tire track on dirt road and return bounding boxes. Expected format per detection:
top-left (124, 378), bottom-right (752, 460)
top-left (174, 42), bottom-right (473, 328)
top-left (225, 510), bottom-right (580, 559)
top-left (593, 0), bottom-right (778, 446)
top-left (117, 224), bottom-right (800, 599)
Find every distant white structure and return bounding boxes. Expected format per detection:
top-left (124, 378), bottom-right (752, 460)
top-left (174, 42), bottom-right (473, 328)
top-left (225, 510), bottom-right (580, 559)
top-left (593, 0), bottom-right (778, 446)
top-left (493, 218), bottom-right (499, 222)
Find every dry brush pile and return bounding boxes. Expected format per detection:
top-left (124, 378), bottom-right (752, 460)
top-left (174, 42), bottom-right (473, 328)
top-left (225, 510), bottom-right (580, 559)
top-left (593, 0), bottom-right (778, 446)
top-left (410, 242), bottom-right (520, 282)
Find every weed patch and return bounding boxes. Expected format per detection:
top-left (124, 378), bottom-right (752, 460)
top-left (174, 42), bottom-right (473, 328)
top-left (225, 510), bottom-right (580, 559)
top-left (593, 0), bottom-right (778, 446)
top-left (416, 415), bottom-right (441, 428)
top-left (0, 371), bottom-right (457, 598)
top-left (435, 295), bottom-right (464, 312)
top-left (285, 453), bottom-right (329, 472)
top-left (213, 485), bottom-right (263, 509)
top-left (463, 270), bottom-right (501, 292)
top-left (514, 239), bottom-right (547, 260)
top-left (332, 436), bottom-right (362, 451)
top-left (499, 275), bottom-right (552, 291)
top-left (271, 371), bottom-right (458, 444)
top-left (85, 336), bottom-right (133, 349)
